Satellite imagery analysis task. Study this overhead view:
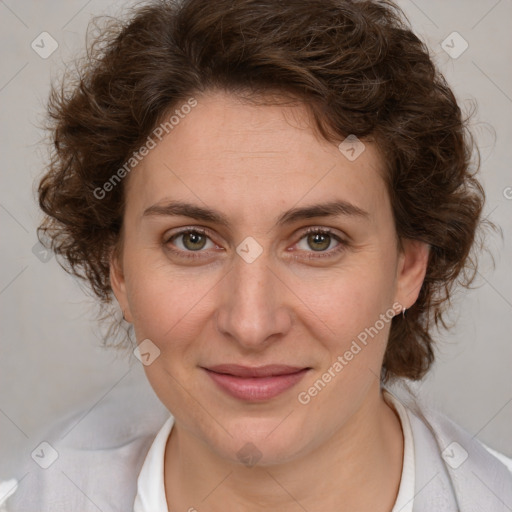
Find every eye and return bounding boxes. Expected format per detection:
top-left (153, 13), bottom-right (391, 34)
top-left (163, 226), bottom-right (347, 262)
top-left (165, 228), bottom-right (217, 254)
top-left (293, 228), bottom-right (346, 258)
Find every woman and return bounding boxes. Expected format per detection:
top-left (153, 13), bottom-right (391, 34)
top-left (1, 0), bottom-right (511, 510)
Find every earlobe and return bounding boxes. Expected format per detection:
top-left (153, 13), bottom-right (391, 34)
top-left (109, 250), bottom-right (133, 323)
top-left (394, 239), bottom-right (430, 310)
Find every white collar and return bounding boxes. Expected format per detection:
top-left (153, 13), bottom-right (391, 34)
top-left (385, 390), bottom-right (416, 512)
top-left (133, 413), bottom-right (174, 512)
top-left (133, 391), bottom-right (415, 512)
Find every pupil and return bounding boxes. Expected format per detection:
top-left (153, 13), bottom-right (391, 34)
top-left (308, 233), bottom-right (330, 251)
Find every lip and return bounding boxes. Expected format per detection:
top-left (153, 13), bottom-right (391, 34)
top-left (203, 364), bottom-right (310, 402)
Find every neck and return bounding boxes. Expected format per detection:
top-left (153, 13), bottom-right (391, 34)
top-left (164, 386), bottom-right (404, 512)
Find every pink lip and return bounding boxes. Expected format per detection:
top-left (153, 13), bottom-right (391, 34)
top-left (203, 364), bottom-right (310, 401)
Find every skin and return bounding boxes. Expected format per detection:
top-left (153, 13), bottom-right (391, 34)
top-left (111, 91), bottom-right (429, 511)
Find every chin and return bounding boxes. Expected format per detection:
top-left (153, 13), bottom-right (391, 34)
top-left (207, 416), bottom-right (310, 467)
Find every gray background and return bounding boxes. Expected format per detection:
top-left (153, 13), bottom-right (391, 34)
top-left (0, 0), bottom-right (511, 477)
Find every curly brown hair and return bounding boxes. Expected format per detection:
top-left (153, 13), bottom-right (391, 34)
top-left (38, 0), bottom-right (485, 381)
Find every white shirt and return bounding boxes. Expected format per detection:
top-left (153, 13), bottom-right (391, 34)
top-left (133, 390), bottom-right (416, 512)
top-left (1, 384), bottom-right (511, 511)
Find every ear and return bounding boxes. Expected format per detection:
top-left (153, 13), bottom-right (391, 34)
top-left (110, 248), bottom-right (134, 323)
top-left (394, 239), bottom-right (430, 311)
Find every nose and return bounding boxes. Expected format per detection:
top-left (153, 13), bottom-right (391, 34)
top-left (215, 253), bottom-right (292, 351)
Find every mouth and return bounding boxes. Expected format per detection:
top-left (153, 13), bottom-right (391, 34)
top-left (202, 364), bottom-right (311, 402)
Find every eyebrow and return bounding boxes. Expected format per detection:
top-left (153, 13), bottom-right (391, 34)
top-left (142, 199), bottom-right (369, 227)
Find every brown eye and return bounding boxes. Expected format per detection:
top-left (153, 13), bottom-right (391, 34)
top-left (167, 229), bottom-right (215, 253)
top-left (306, 232), bottom-right (332, 251)
top-left (293, 228), bottom-right (345, 259)
top-left (180, 231), bottom-right (208, 251)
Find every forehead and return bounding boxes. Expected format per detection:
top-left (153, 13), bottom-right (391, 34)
top-left (125, 91), bottom-right (389, 224)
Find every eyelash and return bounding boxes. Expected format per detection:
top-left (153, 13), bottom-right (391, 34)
top-left (163, 226), bottom-right (347, 260)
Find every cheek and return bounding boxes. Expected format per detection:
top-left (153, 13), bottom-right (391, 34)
top-left (291, 260), bottom-right (398, 415)
top-left (123, 264), bottom-right (220, 414)
top-left (291, 254), bottom-right (397, 343)
top-left (125, 264), bottom-right (218, 344)
top-left (292, 268), bottom-right (397, 422)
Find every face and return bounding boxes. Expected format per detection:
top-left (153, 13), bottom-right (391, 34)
top-left (111, 91), bottom-right (427, 465)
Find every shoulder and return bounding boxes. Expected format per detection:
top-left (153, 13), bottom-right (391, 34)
top-left (408, 395), bottom-right (512, 474)
top-left (482, 445), bottom-right (512, 472)
top-left (0, 368), bottom-right (170, 512)
top-left (386, 385), bottom-right (512, 511)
